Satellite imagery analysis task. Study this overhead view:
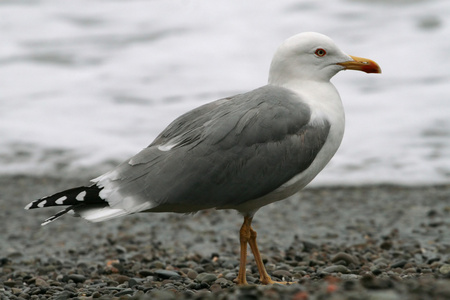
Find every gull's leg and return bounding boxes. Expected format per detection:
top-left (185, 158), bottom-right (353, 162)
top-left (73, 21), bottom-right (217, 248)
top-left (249, 225), bottom-right (288, 285)
top-left (236, 215), bottom-right (252, 285)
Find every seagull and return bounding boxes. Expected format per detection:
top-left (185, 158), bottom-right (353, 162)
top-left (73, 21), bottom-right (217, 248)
top-left (25, 32), bottom-right (381, 285)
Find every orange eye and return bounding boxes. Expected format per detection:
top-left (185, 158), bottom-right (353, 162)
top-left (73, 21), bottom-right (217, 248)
top-left (315, 48), bottom-right (326, 57)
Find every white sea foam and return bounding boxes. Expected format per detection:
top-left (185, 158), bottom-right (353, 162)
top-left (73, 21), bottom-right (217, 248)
top-left (1, 0), bottom-right (449, 186)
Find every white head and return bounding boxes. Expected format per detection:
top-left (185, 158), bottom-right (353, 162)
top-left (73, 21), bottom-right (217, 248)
top-left (268, 32), bottom-right (381, 85)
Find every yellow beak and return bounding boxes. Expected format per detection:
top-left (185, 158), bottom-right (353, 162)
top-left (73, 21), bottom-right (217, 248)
top-left (337, 55), bottom-right (382, 74)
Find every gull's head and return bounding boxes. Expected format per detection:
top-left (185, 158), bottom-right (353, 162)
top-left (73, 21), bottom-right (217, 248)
top-left (268, 32), bottom-right (381, 85)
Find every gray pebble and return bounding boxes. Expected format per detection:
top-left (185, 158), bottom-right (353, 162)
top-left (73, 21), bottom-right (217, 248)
top-left (331, 252), bottom-right (359, 265)
top-left (210, 283), bottom-right (222, 292)
top-left (55, 291), bottom-right (76, 300)
top-left (309, 259), bottom-right (326, 266)
top-left (222, 259), bottom-right (239, 269)
top-left (390, 260), bottom-right (408, 269)
top-left (374, 257), bottom-right (389, 266)
top-left (68, 274), bottom-right (86, 283)
top-left (224, 272), bottom-right (237, 281)
top-left (63, 285), bottom-right (77, 293)
top-left (272, 269), bottom-right (293, 278)
top-left (154, 269), bottom-right (181, 279)
top-left (187, 269), bottom-right (198, 280)
top-left (196, 273), bottom-right (217, 284)
top-left (149, 260), bottom-right (166, 269)
top-left (265, 263), bottom-right (276, 271)
top-left (117, 282), bottom-right (129, 289)
top-left (340, 274), bottom-right (361, 280)
top-left (322, 265), bottom-right (351, 274)
top-left (292, 266), bottom-right (308, 273)
top-left (375, 262), bottom-right (388, 269)
top-left (3, 280), bottom-right (19, 287)
top-left (139, 269), bottom-right (153, 277)
top-left (439, 264), bottom-right (450, 275)
top-left (114, 288), bottom-right (134, 296)
top-left (112, 274), bottom-right (130, 284)
top-left (215, 277), bottom-right (230, 287)
top-left (35, 277), bottom-right (49, 287)
top-left (194, 266), bottom-right (205, 273)
top-left (302, 241), bottom-right (319, 252)
top-left (91, 291), bottom-right (101, 298)
top-left (115, 245), bottom-right (127, 254)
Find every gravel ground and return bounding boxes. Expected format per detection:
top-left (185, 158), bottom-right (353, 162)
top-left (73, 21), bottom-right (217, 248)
top-left (1, 175), bottom-right (449, 299)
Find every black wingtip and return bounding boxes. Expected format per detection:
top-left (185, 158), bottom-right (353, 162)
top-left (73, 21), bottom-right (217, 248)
top-left (25, 185), bottom-right (104, 210)
top-left (40, 207), bottom-right (75, 226)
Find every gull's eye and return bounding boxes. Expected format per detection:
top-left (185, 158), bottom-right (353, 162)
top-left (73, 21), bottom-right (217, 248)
top-left (315, 48), bottom-right (327, 57)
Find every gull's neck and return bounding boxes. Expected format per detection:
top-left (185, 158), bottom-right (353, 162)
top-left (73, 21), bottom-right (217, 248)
top-left (270, 79), bottom-right (344, 122)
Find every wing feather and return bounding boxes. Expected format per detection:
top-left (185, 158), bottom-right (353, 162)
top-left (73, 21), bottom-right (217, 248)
top-left (94, 85), bottom-right (330, 213)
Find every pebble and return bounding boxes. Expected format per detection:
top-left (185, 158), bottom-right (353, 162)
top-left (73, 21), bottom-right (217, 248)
top-left (111, 274), bottom-right (130, 284)
top-left (331, 252), bottom-right (359, 265)
top-left (196, 273), bottom-right (217, 284)
top-left (272, 269), bottom-right (293, 279)
top-left (210, 283), bottom-right (222, 292)
top-left (372, 269), bottom-right (382, 276)
top-left (68, 274), bottom-right (86, 283)
top-left (302, 241), bottom-right (319, 252)
top-left (390, 260), bottom-right (408, 269)
top-left (115, 288), bottom-right (134, 296)
top-left (154, 270), bottom-right (181, 279)
top-left (322, 265), bottom-right (351, 274)
top-left (149, 260), bottom-right (166, 269)
top-left (214, 277), bottom-right (230, 287)
top-left (439, 264), bottom-right (450, 275)
top-left (55, 291), bottom-right (76, 300)
top-left (224, 272), bottom-right (237, 281)
top-left (340, 274), bottom-right (360, 280)
top-left (35, 277), bottom-right (49, 287)
top-left (186, 269), bottom-right (198, 280)
top-left (139, 269), bottom-right (154, 277)
top-left (222, 259), bottom-right (240, 269)
top-left (3, 280), bottom-right (19, 287)
top-left (115, 245), bottom-right (127, 254)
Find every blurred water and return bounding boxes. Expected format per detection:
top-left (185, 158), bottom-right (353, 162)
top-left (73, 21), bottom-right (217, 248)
top-left (1, 0), bottom-right (450, 185)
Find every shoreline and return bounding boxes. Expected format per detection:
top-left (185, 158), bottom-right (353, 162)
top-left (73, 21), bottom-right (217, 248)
top-left (1, 175), bottom-right (449, 299)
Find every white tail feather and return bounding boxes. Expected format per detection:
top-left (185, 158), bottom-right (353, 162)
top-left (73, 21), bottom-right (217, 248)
top-left (76, 206), bottom-right (130, 222)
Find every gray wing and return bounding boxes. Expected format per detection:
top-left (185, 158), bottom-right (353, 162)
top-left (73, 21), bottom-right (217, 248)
top-left (94, 85), bottom-right (330, 213)
top-left (150, 96), bottom-right (233, 147)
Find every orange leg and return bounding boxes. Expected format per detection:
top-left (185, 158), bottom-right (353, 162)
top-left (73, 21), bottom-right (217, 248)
top-left (236, 216), bottom-right (252, 285)
top-left (236, 216), bottom-right (288, 285)
top-left (248, 225), bottom-right (279, 285)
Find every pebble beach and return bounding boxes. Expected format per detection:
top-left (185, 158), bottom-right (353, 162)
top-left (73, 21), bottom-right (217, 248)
top-left (1, 176), bottom-right (449, 299)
